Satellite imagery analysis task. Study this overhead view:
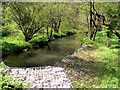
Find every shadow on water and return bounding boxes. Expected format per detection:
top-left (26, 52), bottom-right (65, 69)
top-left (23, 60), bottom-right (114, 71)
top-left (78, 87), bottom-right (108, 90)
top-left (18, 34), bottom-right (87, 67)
top-left (2, 35), bottom-right (81, 67)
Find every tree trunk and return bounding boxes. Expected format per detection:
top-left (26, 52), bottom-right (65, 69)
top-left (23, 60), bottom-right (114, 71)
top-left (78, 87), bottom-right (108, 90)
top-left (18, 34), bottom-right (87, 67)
top-left (46, 27), bottom-right (53, 44)
top-left (86, 9), bottom-right (89, 37)
top-left (89, 0), bottom-right (99, 41)
top-left (92, 28), bottom-right (97, 41)
top-left (46, 26), bottom-right (49, 38)
top-left (57, 18), bottom-right (61, 33)
top-left (89, 1), bottom-right (93, 40)
top-left (48, 24), bottom-right (53, 42)
top-left (25, 35), bottom-right (32, 42)
top-left (54, 22), bottom-right (58, 33)
top-left (53, 18), bottom-right (61, 33)
top-left (114, 31), bottom-right (120, 42)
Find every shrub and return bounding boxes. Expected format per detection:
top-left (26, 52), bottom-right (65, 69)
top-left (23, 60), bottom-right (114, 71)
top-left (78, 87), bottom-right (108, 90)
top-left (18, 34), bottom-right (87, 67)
top-left (0, 62), bottom-right (27, 90)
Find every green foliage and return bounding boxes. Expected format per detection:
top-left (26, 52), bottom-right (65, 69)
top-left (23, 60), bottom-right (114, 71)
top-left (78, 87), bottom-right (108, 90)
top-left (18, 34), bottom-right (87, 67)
top-left (3, 2), bottom-right (85, 42)
top-left (0, 62), bottom-right (27, 89)
top-left (95, 26), bottom-right (119, 48)
top-left (2, 4), bottom-right (17, 37)
top-left (1, 35), bottom-right (31, 55)
top-left (53, 32), bottom-right (66, 39)
top-left (1, 74), bottom-right (26, 89)
top-left (76, 32), bottom-right (98, 47)
top-left (30, 33), bottom-right (46, 42)
top-left (100, 76), bottom-right (118, 88)
top-left (1, 17), bottom-right (18, 37)
top-left (6, 2), bottom-right (46, 41)
top-left (95, 47), bottom-right (118, 88)
top-left (95, 31), bottom-right (107, 44)
top-left (106, 2), bottom-right (119, 30)
top-left (81, 37), bottom-right (98, 46)
top-left (1, 29), bottom-right (10, 37)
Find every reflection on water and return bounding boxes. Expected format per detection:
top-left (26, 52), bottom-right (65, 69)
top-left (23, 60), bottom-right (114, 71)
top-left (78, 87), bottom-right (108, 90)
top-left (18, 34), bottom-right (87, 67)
top-left (3, 35), bottom-right (80, 67)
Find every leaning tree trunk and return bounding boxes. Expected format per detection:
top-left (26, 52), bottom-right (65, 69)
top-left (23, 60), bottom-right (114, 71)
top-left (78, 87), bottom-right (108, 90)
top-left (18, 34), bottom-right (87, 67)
top-left (89, 0), bottom-right (101, 41)
top-left (89, 1), bottom-right (93, 40)
top-left (86, 9), bottom-right (89, 37)
top-left (114, 31), bottom-right (120, 42)
top-left (92, 27), bottom-right (97, 41)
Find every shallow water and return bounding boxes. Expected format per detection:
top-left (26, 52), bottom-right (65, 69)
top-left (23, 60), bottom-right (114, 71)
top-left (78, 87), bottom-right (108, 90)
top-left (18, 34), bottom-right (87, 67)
top-left (3, 35), bottom-right (80, 67)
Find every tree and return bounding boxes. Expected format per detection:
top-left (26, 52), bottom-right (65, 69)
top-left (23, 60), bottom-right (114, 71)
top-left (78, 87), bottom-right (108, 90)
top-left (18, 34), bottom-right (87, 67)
top-left (105, 2), bottom-right (120, 42)
top-left (43, 3), bottom-right (65, 41)
top-left (89, 1), bottom-right (106, 41)
top-left (7, 2), bottom-right (45, 42)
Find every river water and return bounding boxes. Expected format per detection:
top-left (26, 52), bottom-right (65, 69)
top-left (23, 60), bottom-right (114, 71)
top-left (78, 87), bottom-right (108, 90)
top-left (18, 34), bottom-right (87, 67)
top-left (3, 35), bottom-right (80, 67)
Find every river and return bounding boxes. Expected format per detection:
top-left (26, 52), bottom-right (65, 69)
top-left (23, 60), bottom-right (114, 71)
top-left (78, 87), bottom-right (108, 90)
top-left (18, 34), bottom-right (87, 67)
top-left (2, 35), bottom-right (80, 67)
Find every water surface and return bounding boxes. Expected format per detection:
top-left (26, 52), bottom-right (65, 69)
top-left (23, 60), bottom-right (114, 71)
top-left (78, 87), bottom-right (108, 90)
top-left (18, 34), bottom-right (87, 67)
top-left (3, 35), bottom-right (80, 67)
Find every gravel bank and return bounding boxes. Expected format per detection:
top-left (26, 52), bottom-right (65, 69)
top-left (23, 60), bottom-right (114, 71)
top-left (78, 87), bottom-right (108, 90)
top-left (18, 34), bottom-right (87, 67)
top-left (1, 66), bottom-right (72, 88)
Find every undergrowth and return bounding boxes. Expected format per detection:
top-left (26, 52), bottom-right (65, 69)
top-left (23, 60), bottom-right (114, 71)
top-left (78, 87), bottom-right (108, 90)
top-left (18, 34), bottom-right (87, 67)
top-left (0, 62), bottom-right (28, 89)
top-left (72, 31), bottom-right (119, 88)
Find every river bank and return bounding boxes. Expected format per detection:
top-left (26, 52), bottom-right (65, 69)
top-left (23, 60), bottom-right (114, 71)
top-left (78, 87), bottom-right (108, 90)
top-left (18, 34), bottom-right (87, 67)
top-left (2, 35), bottom-right (80, 67)
top-left (0, 45), bottom-right (119, 88)
top-left (55, 45), bottom-right (119, 88)
top-left (2, 31), bottom-right (76, 58)
top-left (1, 46), bottom-right (93, 89)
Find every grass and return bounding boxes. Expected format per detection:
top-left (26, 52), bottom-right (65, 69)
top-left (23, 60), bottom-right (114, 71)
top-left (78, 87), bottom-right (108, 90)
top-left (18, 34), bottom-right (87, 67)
top-left (56, 43), bottom-right (119, 88)
top-left (76, 46), bottom-right (119, 88)
top-left (95, 46), bottom-right (118, 88)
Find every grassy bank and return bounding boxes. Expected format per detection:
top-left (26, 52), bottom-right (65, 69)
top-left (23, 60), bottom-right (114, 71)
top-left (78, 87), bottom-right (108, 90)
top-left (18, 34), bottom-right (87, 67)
top-left (1, 29), bottom-right (77, 58)
top-left (56, 44), bottom-right (119, 88)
